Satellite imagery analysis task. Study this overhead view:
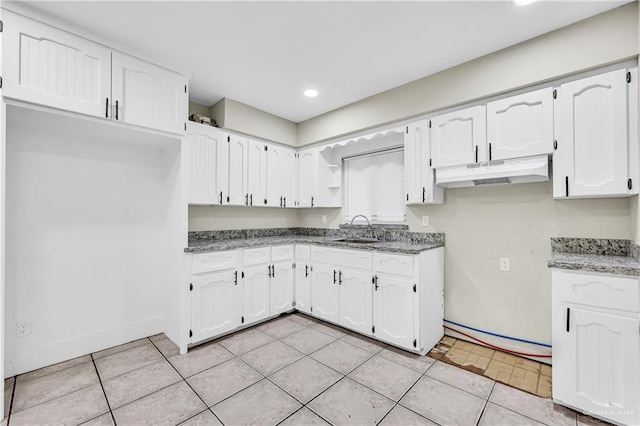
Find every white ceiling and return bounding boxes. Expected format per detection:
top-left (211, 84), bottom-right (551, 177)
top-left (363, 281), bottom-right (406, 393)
top-left (7, 1), bottom-right (632, 123)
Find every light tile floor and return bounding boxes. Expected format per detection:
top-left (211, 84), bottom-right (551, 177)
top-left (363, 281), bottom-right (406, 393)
top-left (3, 313), bottom-right (610, 426)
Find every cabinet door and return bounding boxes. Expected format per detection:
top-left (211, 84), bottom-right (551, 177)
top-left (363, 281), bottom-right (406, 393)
top-left (405, 120), bottom-right (443, 204)
top-left (339, 268), bottom-right (373, 335)
top-left (271, 261), bottom-right (294, 315)
top-left (243, 265), bottom-right (271, 324)
top-left (295, 262), bottom-right (312, 314)
top-left (228, 135), bottom-right (248, 205)
top-left (557, 69), bottom-right (630, 198)
top-left (553, 307), bottom-right (640, 426)
top-left (185, 124), bottom-right (229, 205)
top-left (431, 105), bottom-right (486, 168)
top-left (298, 149), bottom-right (318, 207)
top-left (3, 12), bottom-right (111, 119)
top-left (191, 270), bottom-right (240, 342)
top-left (112, 52), bottom-right (187, 134)
top-left (373, 275), bottom-right (414, 349)
top-left (311, 264), bottom-right (339, 323)
top-left (265, 144), bottom-right (282, 207)
top-left (281, 147), bottom-right (298, 208)
top-left (487, 87), bottom-right (554, 160)
top-left (247, 140), bottom-right (266, 206)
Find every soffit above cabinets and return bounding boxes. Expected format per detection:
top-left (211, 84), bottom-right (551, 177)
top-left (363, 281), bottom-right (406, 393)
top-left (4, 1), bottom-right (632, 123)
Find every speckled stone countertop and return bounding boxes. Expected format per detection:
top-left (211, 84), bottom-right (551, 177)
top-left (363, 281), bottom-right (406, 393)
top-left (186, 227), bottom-right (444, 255)
top-left (548, 237), bottom-right (640, 276)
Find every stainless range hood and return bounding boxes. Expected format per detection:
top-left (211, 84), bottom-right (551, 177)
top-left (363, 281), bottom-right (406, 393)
top-left (435, 155), bottom-right (549, 188)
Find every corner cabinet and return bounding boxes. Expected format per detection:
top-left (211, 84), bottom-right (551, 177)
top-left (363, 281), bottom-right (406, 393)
top-left (404, 120), bottom-right (443, 205)
top-left (2, 11), bottom-right (188, 134)
top-left (553, 68), bottom-right (638, 199)
top-left (551, 269), bottom-right (640, 426)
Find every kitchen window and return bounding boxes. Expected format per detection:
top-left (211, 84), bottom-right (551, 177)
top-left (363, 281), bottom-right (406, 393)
top-left (343, 148), bottom-right (405, 224)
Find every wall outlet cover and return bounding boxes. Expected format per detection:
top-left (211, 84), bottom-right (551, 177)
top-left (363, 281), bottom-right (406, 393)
top-left (421, 215), bottom-right (429, 227)
top-left (499, 257), bottom-right (511, 272)
top-left (322, 215), bottom-right (327, 224)
top-left (16, 321), bottom-right (32, 337)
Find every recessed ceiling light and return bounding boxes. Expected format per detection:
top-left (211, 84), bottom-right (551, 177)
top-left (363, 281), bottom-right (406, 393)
top-left (304, 89), bottom-right (319, 98)
top-left (514, 0), bottom-right (538, 6)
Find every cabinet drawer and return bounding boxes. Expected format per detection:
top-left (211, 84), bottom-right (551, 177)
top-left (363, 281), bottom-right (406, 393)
top-left (555, 270), bottom-right (640, 313)
top-left (312, 246), bottom-right (372, 270)
top-left (243, 247), bottom-right (271, 266)
top-left (272, 245), bottom-right (294, 261)
top-left (192, 250), bottom-right (239, 274)
top-left (373, 253), bottom-right (414, 277)
top-left (295, 245), bottom-right (310, 260)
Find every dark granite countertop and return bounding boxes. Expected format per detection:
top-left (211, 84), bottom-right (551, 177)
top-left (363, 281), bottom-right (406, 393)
top-left (185, 228), bottom-right (444, 255)
top-left (548, 237), bottom-right (640, 276)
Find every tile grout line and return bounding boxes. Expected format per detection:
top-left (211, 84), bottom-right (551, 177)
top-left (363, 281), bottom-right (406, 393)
top-left (474, 381), bottom-right (496, 426)
top-left (90, 352), bottom-right (117, 426)
top-left (6, 374), bottom-right (17, 426)
top-left (147, 336), bottom-right (225, 425)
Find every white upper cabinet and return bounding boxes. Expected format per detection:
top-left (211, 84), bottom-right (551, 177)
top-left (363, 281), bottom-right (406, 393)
top-left (553, 68), bottom-right (638, 199)
top-left (3, 12), bottom-right (188, 134)
top-left (265, 144), bottom-right (282, 207)
top-left (298, 148), bottom-right (318, 208)
top-left (185, 124), bottom-right (229, 205)
top-left (404, 120), bottom-right (443, 204)
top-left (247, 140), bottom-right (266, 207)
top-left (3, 12), bottom-right (111, 119)
top-left (280, 147), bottom-right (298, 208)
top-left (111, 53), bottom-right (188, 134)
top-left (486, 87), bottom-right (554, 161)
top-left (228, 135), bottom-right (249, 206)
top-left (430, 105), bottom-right (486, 168)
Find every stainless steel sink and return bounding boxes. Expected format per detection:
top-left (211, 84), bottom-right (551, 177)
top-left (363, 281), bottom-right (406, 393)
top-left (333, 238), bottom-right (379, 244)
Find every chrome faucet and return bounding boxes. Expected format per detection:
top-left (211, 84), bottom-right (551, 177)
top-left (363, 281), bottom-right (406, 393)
top-left (350, 215), bottom-right (374, 238)
top-left (350, 214), bottom-right (371, 227)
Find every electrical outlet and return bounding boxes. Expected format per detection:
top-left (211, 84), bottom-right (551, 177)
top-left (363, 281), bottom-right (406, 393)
top-left (16, 321), bottom-right (32, 337)
top-left (421, 215), bottom-right (429, 227)
top-left (499, 257), bottom-right (511, 272)
top-left (322, 215), bottom-right (327, 224)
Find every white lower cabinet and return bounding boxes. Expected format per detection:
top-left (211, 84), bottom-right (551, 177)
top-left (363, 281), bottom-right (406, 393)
top-left (294, 245), bottom-right (312, 314)
top-left (190, 250), bottom-right (241, 343)
top-left (189, 244), bottom-right (444, 355)
top-left (338, 268), bottom-right (373, 335)
top-left (243, 264), bottom-right (271, 324)
top-left (191, 270), bottom-right (241, 343)
top-left (306, 246), bottom-right (443, 353)
top-left (311, 264), bottom-right (340, 323)
top-left (373, 275), bottom-right (415, 349)
top-left (271, 261), bottom-right (294, 315)
top-left (552, 269), bottom-right (640, 426)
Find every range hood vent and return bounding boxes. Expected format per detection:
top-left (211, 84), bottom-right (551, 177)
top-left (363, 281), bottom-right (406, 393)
top-left (436, 155), bottom-right (549, 188)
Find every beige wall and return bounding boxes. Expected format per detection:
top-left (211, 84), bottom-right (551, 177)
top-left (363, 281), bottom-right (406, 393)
top-left (208, 98), bottom-right (298, 147)
top-left (297, 2), bottom-right (639, 145)
top-left (188, 101), bottom-right (210, 119)
top-left (189, 206), bottom-right (299, 231)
